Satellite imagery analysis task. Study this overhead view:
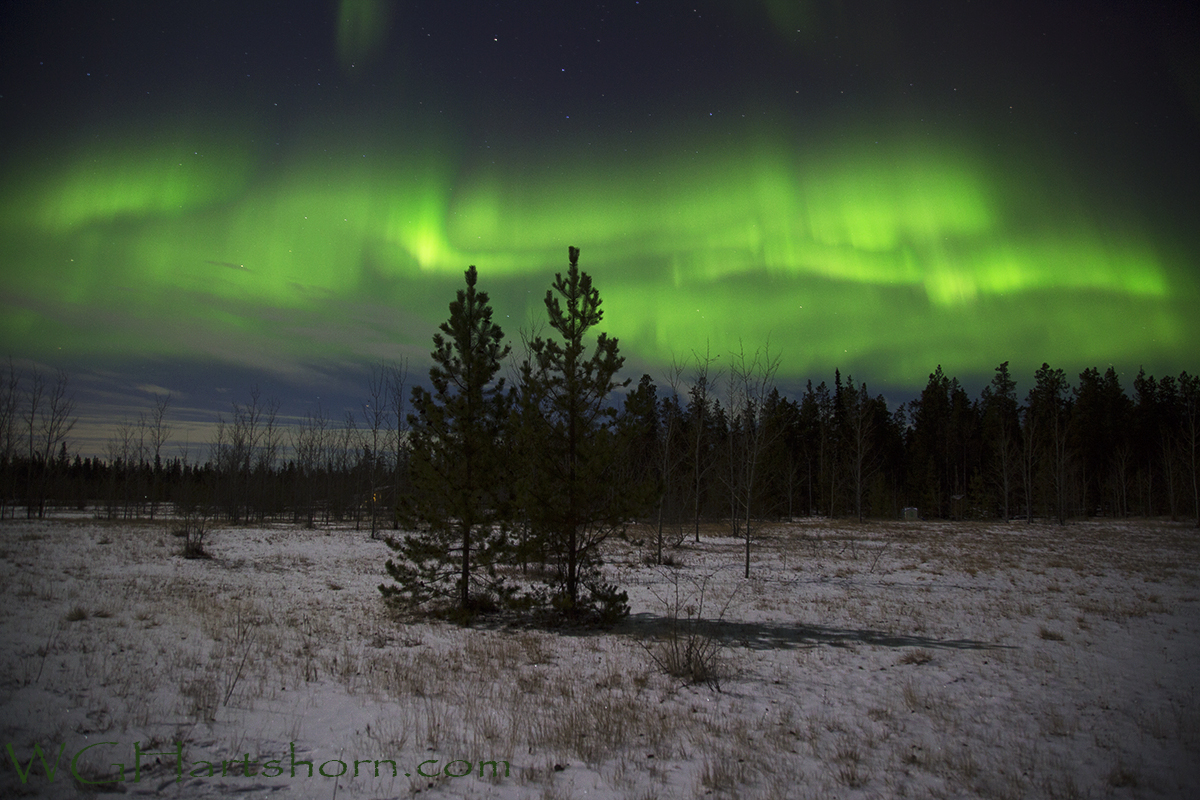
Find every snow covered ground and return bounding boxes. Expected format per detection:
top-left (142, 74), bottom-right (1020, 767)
top-left (2, 514), bottom-right (1198, 799)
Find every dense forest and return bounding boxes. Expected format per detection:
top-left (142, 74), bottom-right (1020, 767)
top-left (3, 290), bottom-right (1199, 537)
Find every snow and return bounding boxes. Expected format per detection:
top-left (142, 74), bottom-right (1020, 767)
top-left (2, 515), bottom-right (1198, 798)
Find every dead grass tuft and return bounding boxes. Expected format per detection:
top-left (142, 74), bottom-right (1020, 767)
top-left (898, 648), bottom-right (933, 665)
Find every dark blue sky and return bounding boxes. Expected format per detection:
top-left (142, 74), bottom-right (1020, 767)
top-left (2, 1), bottom-right (1198, 457)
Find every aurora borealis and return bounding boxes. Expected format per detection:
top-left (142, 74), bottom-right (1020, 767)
top-left (1, 1), bottom-right (1197, 454)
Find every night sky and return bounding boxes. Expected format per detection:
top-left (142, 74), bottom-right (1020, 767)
top-left (2, 1), bottom-right (1198, 456)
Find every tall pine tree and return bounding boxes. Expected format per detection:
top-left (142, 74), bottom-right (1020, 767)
top-left (380, 265), bottom-right (511, 615)
top-left (1028, 363), bottom-right (1073, 524)
top-left (981, 362), bottom-right (1021, 520)
top-left (517, 246), bottom-right (641, 621)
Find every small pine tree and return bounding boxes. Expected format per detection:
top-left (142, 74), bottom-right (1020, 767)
top-left (380, 265), bottom-right (511, 615)
top-left (517, 246), bottom-right (645, 622)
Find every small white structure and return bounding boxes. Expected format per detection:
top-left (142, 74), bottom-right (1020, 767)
top-left (902, 507), bottom-right (919, 521)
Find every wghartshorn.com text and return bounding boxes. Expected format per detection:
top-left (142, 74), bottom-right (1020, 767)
top-left (6, 741), bottom-right (509, 786)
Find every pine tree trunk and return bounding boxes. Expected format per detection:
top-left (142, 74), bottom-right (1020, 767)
top-left (461, 519), bottom-right (471, 608)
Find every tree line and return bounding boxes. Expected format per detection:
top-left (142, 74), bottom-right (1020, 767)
top-left (3, 250), bottom-right (1199, 615)
top-left (0, 361), bottom-right (413, 532)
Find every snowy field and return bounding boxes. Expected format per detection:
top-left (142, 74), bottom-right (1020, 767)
top-left (2, 515), bottom-right (1198, 799)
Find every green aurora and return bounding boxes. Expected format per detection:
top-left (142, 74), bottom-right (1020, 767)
top-left (0, 116), bottom-right (1194, 393)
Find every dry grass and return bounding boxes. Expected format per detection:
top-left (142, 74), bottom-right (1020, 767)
top-left (898, 648), bottom-right (934, 665)
top-left (2, 516), bottom-right (1198, 800)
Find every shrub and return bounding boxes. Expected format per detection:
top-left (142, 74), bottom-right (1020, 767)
top-left (174, 511), bottom-right (211, 558)
top-left (646, 618), bottom-right (723, 691)
top-left (640, 569), bottom-right (735, 691)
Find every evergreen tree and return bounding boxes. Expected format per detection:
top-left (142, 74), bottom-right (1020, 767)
top-left (1070, 366), bottom-right (1131, 517)
top-left (380, 265), bottom-right (511, 614)
top-left (1028, 363), bottom-right (1073, 524)
top-left (686, 345), bottom-right (721, 541)
top-left (878, 400), bottom-right (909, 518)
top-left (656, 390), bottom-right (687, 537)
top-left (981, 362), bottom-right (1021, 519)
top-left (617, 374), bottom-right (667, 553)
top-left (843, 377), bottom-right (879, 522)
top-left (771, 394), bottom-right (804, 520)
top-left (517, 246), bottom-right (640, 621)
top-left (1156, 374), bottom-right (1184, 519)
top-left (907, 366), bottom-right (953, 517)
top-left (948, 378), bottom-right (982, 518)
top-left (616, 373), bottom-right (671, 561)
top-left (1132, 368), bottom-right (1160, 516)
top-left (1179, 372), bottom-right (1200, 528)
top-left (803, 380), bottom-right (834, 516)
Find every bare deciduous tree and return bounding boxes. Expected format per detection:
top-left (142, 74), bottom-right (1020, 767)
top-left (147, 393), bottom-right (171, 519)
top-left (387, 359), bottom-right (409, 530)
top-left (41, 370), bottom-right (77, 465)
top-left (106, 418), bottom-right (137, 519)
top-left (291, 403), bottom-right (331, 526)
top-left (0, 359), bottom-right (19, 519)
top-left (727, 340), bottom-right (781, 578)
top-left (654, 357), bottom-right (687, 561)
top-left (362, 362), bottom-right (396, 538)
top-left (19, 368), bottom-right (77, 518)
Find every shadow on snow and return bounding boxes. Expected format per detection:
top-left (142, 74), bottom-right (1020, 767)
top-left (615, 613), bottom-right (1011, 653)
